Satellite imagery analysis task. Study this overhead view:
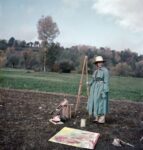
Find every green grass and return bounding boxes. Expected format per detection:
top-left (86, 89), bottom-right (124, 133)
top-left (0, 68), bottom-right (143, 102)
top-left (110, 76), bottom-right (143, 101)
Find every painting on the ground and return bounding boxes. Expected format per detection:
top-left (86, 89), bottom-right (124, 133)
top-left (49, 127), bottom-right (100, 149)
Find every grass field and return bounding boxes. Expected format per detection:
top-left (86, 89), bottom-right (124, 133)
top-left (0, 68), bottom-right (143, 102)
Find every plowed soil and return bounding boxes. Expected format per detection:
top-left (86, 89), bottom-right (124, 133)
top-left (0, 88), bottom-right (143, 150)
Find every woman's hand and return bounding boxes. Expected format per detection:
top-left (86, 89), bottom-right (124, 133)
top-left (101, 92), bottom-right (106, 98)
top-left (86, 81), bottom-right (89, 85)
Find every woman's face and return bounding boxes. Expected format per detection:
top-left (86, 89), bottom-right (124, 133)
top-left (96, 62), bottom-right (103, 68)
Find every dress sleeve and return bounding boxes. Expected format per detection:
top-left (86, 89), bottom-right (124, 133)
top-left (103, 68), bottom-right (109, 92)
top-left (89, 70), bottom-right (96, 86)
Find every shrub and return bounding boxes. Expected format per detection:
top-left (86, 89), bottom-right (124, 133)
top-left (59, 60), bottom-right (74, 73)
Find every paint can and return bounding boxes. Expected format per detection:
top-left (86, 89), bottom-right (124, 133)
top-left (80, 119), bottom-right (86, 127)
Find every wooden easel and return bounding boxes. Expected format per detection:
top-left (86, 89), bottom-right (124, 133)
top-left (75, 56), bottom-right (89, 115)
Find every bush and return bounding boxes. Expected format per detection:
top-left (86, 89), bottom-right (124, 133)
top-left (6, 55), bottom-right (20, 68)
top-left (111, 62), bottom-right (132, 76)
top-left (51, 63), bottom-right (60, 72)
top-left (59, 60), bottom-right (74, 73)
top-left (135, 60), bottom-right (143, 77)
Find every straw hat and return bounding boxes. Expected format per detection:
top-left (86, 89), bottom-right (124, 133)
top-left (93, 56), bottom-right (105, 64)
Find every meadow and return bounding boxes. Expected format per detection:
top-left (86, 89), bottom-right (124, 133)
top-left (0, 68), bottom-right (143, 102)
top-left (1, 68), bottom-right (143, 150)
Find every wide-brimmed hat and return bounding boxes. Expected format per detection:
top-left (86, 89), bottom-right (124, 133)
top-left (93, 56), bottom-right (105, 64)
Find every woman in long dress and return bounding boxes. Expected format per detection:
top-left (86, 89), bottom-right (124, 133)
top-left (87, 56), bottom-right (109, 124)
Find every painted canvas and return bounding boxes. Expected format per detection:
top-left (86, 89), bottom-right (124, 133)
top-left (49, 127), bottom-right (100, 149)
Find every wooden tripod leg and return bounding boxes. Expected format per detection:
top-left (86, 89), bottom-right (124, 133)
top-left (85, 57), bottom-right (89, 97)
top-left (68, 104), bottom-right (74, 118)
top-left (75, 56), bottom-right (88, 115)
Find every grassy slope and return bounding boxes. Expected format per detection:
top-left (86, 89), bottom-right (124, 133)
top-left (0, 68), bottom-right (143, 101)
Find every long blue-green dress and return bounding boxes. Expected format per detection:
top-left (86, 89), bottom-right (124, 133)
top-left (87, 67), bottom-right (109, 117)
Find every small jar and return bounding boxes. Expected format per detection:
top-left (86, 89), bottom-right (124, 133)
top-left (80, 118), bottom-right (86, 127)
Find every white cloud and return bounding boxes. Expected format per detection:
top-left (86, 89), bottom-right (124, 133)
top-left (92, 0), bottom-right (143, 32)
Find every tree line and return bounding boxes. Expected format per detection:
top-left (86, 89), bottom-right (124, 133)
top-left (0, 16), bottom-right (143, 77)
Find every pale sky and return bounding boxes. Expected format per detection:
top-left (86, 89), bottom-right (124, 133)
top-left (0, 0), bottom-right (143, 54)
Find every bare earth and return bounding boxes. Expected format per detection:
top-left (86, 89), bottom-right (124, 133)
top-left (0, 88), bottom-right (143, 150)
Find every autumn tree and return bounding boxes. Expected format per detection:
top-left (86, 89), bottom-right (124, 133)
top-left (37, 16), bottom-right (60, 71)
top-left (0, 50), bottom-right (6, 67)
top-left (135, 61), bottom-right (143, 77)
top-left (23, 50), bottom-right (32, 68)
top-left (37, 16), bottom-right (60, 43)
top-left (112, 62), bottom-right (132, 76)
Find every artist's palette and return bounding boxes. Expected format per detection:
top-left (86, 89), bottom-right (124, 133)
top-left (49, 127), bottom-right (100, 149)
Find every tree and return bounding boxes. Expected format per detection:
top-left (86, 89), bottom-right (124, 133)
top-left (46, 42), bottom-right (61, 70)
top-left (112, 51), bottom-right (121, 65)
top-left (23, 51), bottom-right (31, 68)
top-left (135, 61), bottom-right (143, 77)
top-left (13, 40), bottom-right (19, 47)
top-left (8, 37), bottom-right (15, 47)
top-left (34, 41), bottom-right (40, 47)
top-left (19, 40), bottom-right (26, 48)
top-left (37, 16), bottom-right (60, 72)
top-left (37, 16), bottom-right (60, 44)
top-left (0, 50), bottom-right (6, 67)
top-left (112, 62), bottom-right (132, 76)
top-left (7, 55), bottom-right (19, 68)
top-left (26, 42), bottom-right (33, 47)
top-left (59, 60), bottom-right (74, 73)
top-left (0, 40), bottom-right (7, 50)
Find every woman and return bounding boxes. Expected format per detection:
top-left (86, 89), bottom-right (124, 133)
top-left (87, 56), bottom-right (109, 124)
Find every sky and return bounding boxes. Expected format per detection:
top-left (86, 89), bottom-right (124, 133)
top-left (0, 0), bottom-right (143, 54)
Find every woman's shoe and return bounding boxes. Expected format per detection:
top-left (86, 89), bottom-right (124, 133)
top-left (92, 116), bottom-right (99, 123)
top-left (98, 115), bottom-right (105, 123)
